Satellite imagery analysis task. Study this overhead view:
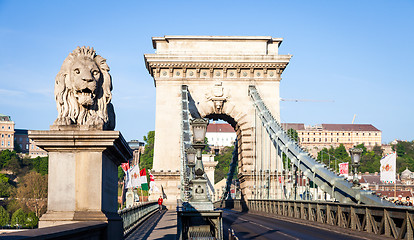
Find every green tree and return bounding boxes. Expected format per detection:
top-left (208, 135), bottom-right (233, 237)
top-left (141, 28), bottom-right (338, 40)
top-left (11, 208), bottom-right (26, 227)
top-left (287, 128), bottom-right (299, 142)
top-left (118, 166), bottom-right (125, 181)
top-left (335, 144), bottom-right (349, 160)
top-left (0, 206), bottom-right (9, 226)
top-left (31, 156), bottom-right (48, 175)
top-left (25, 212), bottom-right (38, 228)
top-left (372, 145), bottom-right (383, 157)
top-left (140, 131), bottom-right (155, 171)
top-left (214, 146), bottom-right (235, 183)
top-left (0, 173), bottom-right (11, 197)
top-left (0, 150), bottom-right (19, 169)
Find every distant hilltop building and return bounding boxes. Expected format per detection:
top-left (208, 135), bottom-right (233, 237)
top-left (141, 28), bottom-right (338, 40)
top-left (282, 123), bottom-right (382, 157)
top-left (206, 123), bottom-right (236, 154)
top-left (0, 113), bottom-right (47, 157)
top-left (14, 129), bottom-right (48, 158)
top-left (0, 114), bottom-right (15, 151)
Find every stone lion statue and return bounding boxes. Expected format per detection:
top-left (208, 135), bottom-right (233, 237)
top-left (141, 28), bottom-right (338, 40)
top-left (54, 46), bottom-right (115, 130)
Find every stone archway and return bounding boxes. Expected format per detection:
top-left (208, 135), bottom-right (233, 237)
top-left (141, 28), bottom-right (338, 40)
top-left (144, 36), bottom-right (291, 205)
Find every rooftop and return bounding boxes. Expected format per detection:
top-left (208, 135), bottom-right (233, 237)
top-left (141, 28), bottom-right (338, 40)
top-left (281, 123), bottom-right (380, 132)
top-left (207, 123), bottom-right (235, 133)
top-left (0, 114), bottom-right (12, 122)
top-left (151, 35), bottom-right (284, 55)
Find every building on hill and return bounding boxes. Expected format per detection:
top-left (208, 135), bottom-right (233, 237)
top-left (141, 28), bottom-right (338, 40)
top-left (282, 123), bottom-right (382, 157)
top-left (14, 129), bottom-right (47, 157)
top-left (0, 114), bottom-right (15, 151)
top-left (206, 123), bottom-right (236, 155)
top-left (128, 140), bottom-right (145, 166)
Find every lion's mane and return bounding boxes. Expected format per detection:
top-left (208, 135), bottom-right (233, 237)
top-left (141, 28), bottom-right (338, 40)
top-left (54, 46), bottom-right (115, 130)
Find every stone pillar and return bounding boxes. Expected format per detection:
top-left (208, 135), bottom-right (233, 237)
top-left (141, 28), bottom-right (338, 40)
top-left (29, 127), bottom-right (132, 239)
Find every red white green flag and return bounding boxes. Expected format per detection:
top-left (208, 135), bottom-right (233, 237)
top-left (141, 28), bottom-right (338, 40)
top-left (140, 168), bottom-right (149, 191)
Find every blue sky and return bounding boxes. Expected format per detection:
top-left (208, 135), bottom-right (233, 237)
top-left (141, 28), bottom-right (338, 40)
top-left (0, 0), bottom-right (413, 143)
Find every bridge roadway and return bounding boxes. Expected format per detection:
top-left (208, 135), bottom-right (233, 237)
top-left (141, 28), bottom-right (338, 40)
top-left (125, 209), bottom-right (386, 240)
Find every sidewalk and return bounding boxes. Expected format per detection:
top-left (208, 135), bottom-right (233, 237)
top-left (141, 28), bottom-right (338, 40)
top-left (126, 210), bottom-right (176, 240)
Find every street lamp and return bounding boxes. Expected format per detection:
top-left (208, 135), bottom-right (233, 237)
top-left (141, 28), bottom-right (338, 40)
top-left (189, 118), bottom-right (210, 205)
top-left (186, 147), bottom-right (197, 180)
top-left (349, 147), bottom-right (363, 188)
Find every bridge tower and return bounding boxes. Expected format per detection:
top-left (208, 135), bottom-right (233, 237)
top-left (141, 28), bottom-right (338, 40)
top-left (145, 36), bottom-right (291, 206)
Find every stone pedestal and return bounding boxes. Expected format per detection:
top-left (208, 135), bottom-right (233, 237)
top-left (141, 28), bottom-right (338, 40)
top-left (148, 171), bottom-right (180, 209)
top-left (29, 128), bottom-right (132, 240)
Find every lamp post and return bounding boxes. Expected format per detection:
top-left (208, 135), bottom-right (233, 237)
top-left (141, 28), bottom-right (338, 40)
top-left (349, 148), bottom-right (363, 189)
top-left (186, 147), bottom-right (197, 181)
top-left (189, 118), bottom-right (212, 209)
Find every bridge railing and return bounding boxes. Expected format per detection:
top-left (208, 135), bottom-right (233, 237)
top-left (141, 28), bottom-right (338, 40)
top-left (118, 201), bottom-right (158, 236)
top-left (218, 199), bottom-right (414, 239)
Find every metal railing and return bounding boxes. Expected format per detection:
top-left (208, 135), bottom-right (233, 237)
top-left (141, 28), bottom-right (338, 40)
top-left (118, 201), bottom-right (158, 235)
top-left (220, 199), bottom-right (414, 239)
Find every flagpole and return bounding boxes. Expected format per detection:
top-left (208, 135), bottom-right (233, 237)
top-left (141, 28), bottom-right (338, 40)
top-left (394, 151), bottom-right (397, 199)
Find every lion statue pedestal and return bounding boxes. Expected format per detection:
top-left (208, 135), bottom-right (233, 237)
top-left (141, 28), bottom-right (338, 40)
top-left (29, 47), bottom-right (131, 240)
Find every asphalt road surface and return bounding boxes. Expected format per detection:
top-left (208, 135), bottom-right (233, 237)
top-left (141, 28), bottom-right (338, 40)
top-left (222, 209), bottom-right (370, 240)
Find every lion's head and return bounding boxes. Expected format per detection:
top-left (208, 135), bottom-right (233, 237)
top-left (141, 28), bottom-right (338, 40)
top-left (54, 46), bottom-right (115, 130)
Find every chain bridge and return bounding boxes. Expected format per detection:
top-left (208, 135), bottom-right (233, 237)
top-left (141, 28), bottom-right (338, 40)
top-left (2, 36), bottom-right (413, 240)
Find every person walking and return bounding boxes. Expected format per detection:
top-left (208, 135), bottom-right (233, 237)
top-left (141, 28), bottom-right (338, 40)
top-left (158, 196), bottom-right (163, 212)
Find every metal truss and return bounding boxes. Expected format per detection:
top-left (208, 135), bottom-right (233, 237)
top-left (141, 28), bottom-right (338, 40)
top-left (248, 85), bottom-right (393, 206)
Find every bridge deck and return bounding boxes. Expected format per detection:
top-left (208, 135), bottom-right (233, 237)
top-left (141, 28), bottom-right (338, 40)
top-left (126, 210), bottom-right (176, 240)
top-left (222, 209), bottom-right (389, 240)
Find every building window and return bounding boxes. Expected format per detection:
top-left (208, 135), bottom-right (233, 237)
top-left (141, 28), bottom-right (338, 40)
top-left (325, 138), bottom-right (327, 142)
top-left (313, 138), bottom-right (315, 142)
top-left (319, 138), bottom-right (321, 142)
top-left (375, 133), bottom-right (377, 136)
top-left (348, 133), bottom-right (351, 136)
top-left (342, 133), bottom-right (345, 136)
top-left (369, 133), bottom-right (371, 136)
top-left (7, 141), bottom-right (10, 146)
top-left (1, 141), bottom-right (3, 145)
top-left (307, 138), bottom-right (309, 142)
top-left (356, 133), bottom-right (358, 136)
top-left (26, 144), bottom-right (28, 149)
top-left (8, 134), bottom-right (10, 138)
top-left (8, 126), bottom-right (10, 129)
top-left (319, 133), bottom-right (321, 135)
top-left (363, 133), bottom-right (365, 136)
top-left (337, 138), bottom-right (339, 142)
top-left (31, 145), bottom-right (34, 149)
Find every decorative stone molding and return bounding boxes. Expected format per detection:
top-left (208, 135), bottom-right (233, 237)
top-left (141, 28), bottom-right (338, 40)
top-left (205, 82), bottom-right (230, 114)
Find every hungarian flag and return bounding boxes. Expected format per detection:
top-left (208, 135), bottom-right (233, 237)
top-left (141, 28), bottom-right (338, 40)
top-left (140, 168), bottom-right (149, 191)
top-left (130, 165), bottom-right (141, 188)
top-left (121, 162), bottom-right (130, 173)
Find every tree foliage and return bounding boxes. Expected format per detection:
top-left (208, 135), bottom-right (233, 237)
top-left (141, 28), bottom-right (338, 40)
top-left (0, 173), bottom-right (12, 197)
top-left (287, 128), bottom-right (299, 142)
top-left (15, 171), bottom-right (48, 217)
top-left (214, 146), bottom-right (236, 184)
top-left (0, 206), bottom-right (9, 226)
top-left (140, 131), bottom-right (155, 171)
top-left (393, 141), bottom-right (414, 173)
top-left (11, 208), bottom-right (26, 227)
top-left (31, 156), bottom-right (48, 175)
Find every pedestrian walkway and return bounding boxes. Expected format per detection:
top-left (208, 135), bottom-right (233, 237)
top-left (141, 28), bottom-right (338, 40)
top-left (126, 210), bottom-right (177, 240)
